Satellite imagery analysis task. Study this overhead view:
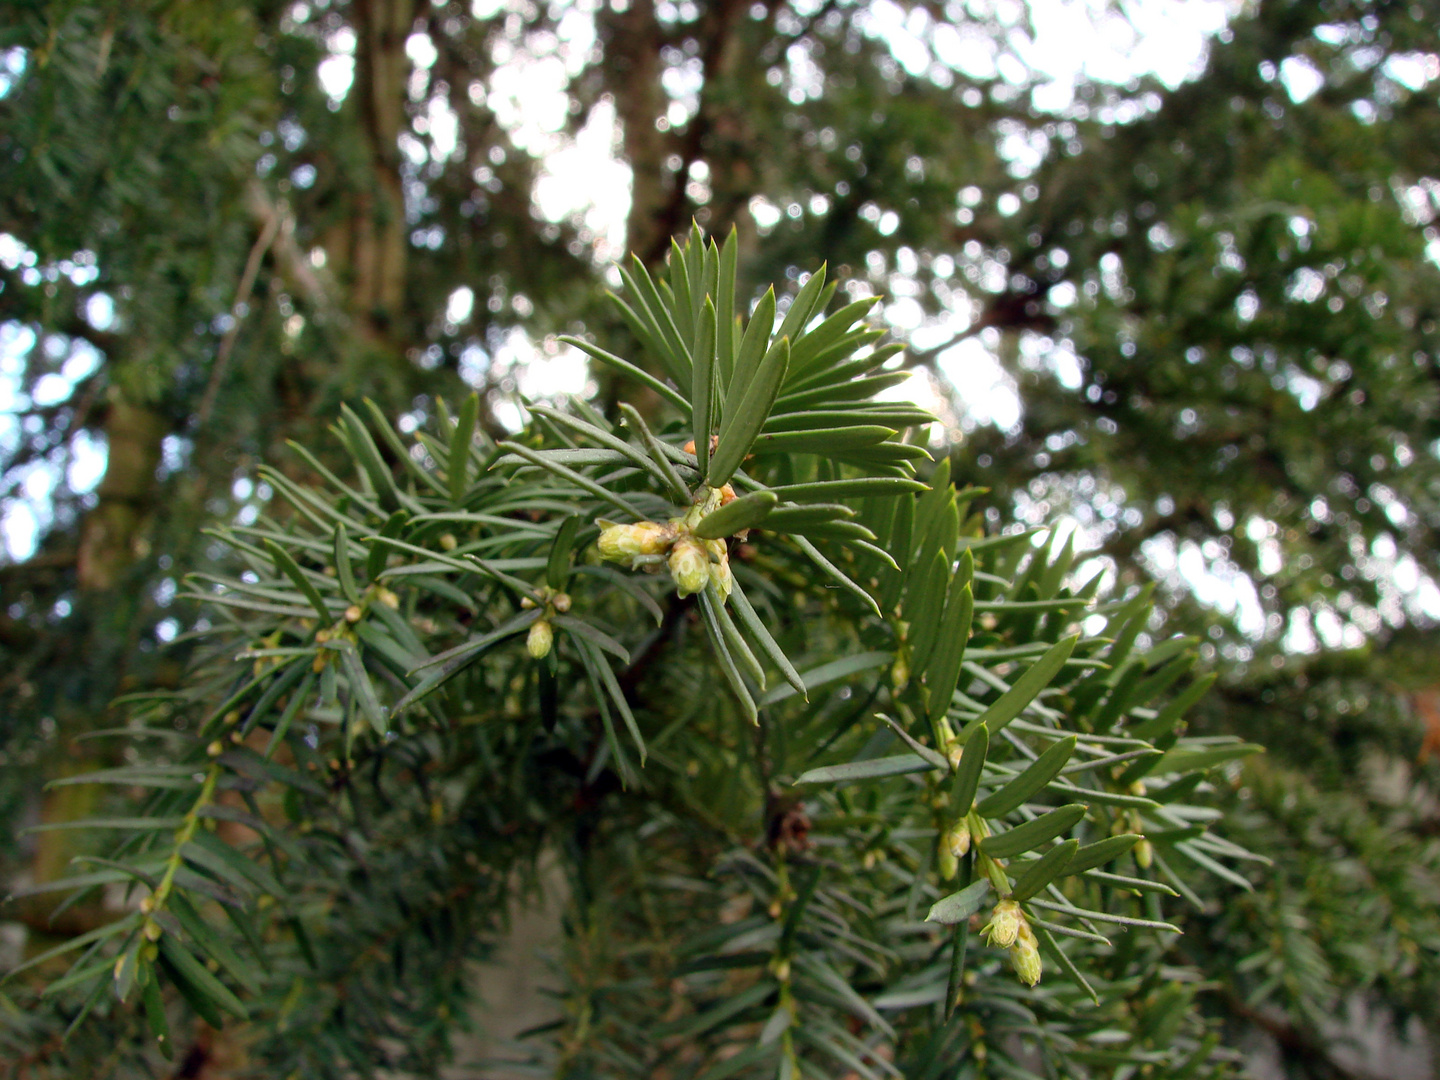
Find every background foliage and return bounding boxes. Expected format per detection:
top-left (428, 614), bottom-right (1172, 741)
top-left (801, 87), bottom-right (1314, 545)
top-left (1, 0), bottom-right (1439, 1077)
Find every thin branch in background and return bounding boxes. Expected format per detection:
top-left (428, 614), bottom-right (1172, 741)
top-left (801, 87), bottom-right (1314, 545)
top-left (245, 181), bottom-right (334, 315)
top-left (196, 196), bottom-right (282, 430)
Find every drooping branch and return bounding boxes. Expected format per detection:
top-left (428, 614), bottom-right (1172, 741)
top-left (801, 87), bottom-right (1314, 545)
top-left (197, 188), bottom-right (283, 429)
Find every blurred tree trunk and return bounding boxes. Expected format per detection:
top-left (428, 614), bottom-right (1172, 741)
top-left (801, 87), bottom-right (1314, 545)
top-left (597, 0), bottom-right (668, 265)
top-left (345, 0), bottom-right (414, 350)
top-left (75, 398), bottom-right (165, 591)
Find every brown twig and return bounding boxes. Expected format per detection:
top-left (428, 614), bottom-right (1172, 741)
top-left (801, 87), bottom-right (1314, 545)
top-left (196, 195), bottom-right (282, 429)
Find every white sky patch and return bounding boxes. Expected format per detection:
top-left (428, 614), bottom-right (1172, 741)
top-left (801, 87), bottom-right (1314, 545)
top-left (1, 452), bottom-right (62, 561)
top-left (1020, 0), bottom-right (1233, 92)
top-left (478, 2), bottom-right (623, 258)
top-left (514, 337), bottom-right (591, 402)
top-left (931, 21), bottom-right (1000, 80)
top-left (854, 0), bottom-right (931, 78)
top-left (318, 27), bottom-right (356, 104)
top-left (488, 55), bottom-right (572, 154)
top-left (1, 500), bottom-right (37, 560)
top-left (935, 333), bottom-right (1021, 432)
top-left (0, 322), bottom-right (109, 559)
top-left (446, 286), bottom-right (475, 325)
top-left (1279, 54), bottom-right (1324, 103)
top-left (532, 97), bottom-right (631, 262)
top-left (86, 293), bottom-right (116, 331)
top-left (1047, 338), bottom-right (1083, 390)
top-left (0, 232), bottom-right (38, 272)
top-left (863, 0), bottom-right (1233, 113)
top-left (883, 295), bottom-right (925, 332)
top-left (464, 327), bottom-right (594, 414)
top-left (424, 94), bottom-right (460, 161)
top-left (1246, 516), bottom-right (1284, 576)
top-left (1142, 532), bottom-right (1265, 638)
top-left (1283, 608), bottom-right (1318, 653)
top-left (749, 195), bottom-right (783, 233)
top-left (1366, 531), bottom-right (1440, 625)
top-left (0, 46), bottom-right (26, 100)
top-left (406, 31), bottom-right (438, 70)
top-left (1381, 51), bottom-right (1439, 93)
top-left (0, 323), bottom-right (35, 419)
top-left (67, 429), bottom-right (107, 492)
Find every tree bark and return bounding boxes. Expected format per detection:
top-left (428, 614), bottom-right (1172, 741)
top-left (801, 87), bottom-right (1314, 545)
top-left (596, 0), bottom-right (670, 263)
top-left (349, 0), bottom-right (415, 347)
top-left (75, 397), bottom-right (166, 592)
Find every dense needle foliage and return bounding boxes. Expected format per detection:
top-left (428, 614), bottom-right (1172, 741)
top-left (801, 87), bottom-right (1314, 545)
top-left (2, 2), bottom-right (1439, 1076)
top-left (4, 235), bottom-right (1261, 1077)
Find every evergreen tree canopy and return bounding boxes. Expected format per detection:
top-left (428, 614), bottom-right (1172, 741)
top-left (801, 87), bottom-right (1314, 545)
top-left (1, 1), bottom-right (1438, 1076)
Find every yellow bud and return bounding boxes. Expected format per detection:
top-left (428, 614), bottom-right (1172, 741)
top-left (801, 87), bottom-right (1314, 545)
top-left (944, 819), bottom-right (972, 859)
top-left (143, 919), bottom-right (163, 943)
top-left (527, 620), bottom-right (553, 659)
top-left (937, 845), bottom-right (958, 881)
top-left (439, 533), bottom-right (457, 551)
top-left (938, 717), bottom-right (963, 769)
top-left (598, 521), bottom-right (674, 563)
top-left (668, 538), bottom-right (710, 597)
top-left (1135, 838), bottom-right (1154, 869)
top-left (683, 485), bottom-right (726, 530)
top-left (1009, 937), bottom-right (1043, 986)
top-left (520, 595), bottom-right (537, 609)
top-left (207, 740), bottom-right (224, 757)
top-left (377, 588), bottom-right (400, 609)
top-left (981, 899), bottom-right (1025, 949)
top-left (344, 605), bottom-right (363, 623)
top-left (710, 550), bottom-right (733, 602)
top-left (1016, 920), bottom-right (1037, 950)
top-left (890, 651), bottom-right (910, 689)
top-left (552, 592), bottom-right (572, 613)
